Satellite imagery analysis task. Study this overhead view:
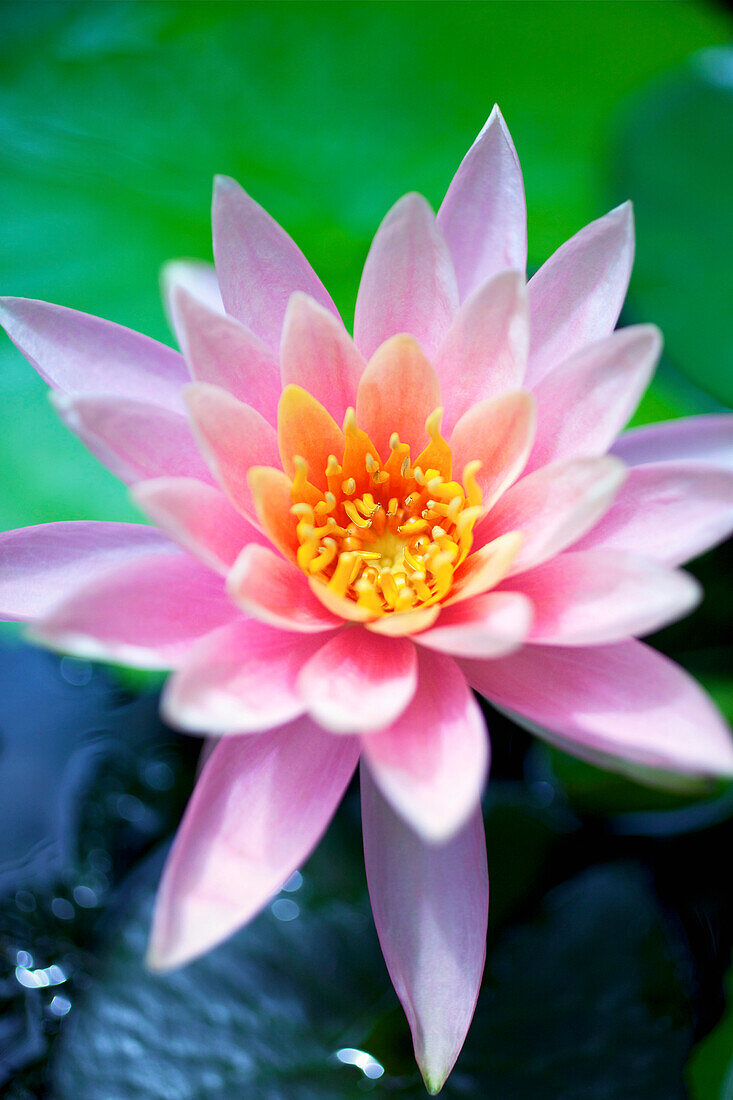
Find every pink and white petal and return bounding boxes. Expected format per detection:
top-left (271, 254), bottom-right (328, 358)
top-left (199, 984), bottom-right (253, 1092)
top-left (212, 175), bottom-right (338, 353)
top-left (437, 104), bottom-right (527, 301)
top-left (573, 462), bottom-right (733, 566)
top-left (612, 414), bottom-right (733, 471)
top-left (361, 766), bottom-right (488, 1095)
top-left (33, 552), bottom-right (236, 669)
top-left (477, 456), bottom-right (627, 572)
top-left (0, 297), bottom-right (187, 410)
top-left (132, 478), bottom-right (267, 575)
top-left (353, 193), bottom-right (459, 360)
top-left (52, 393), bottom-right (214, 485)
top-left (434, 271), bottom-right (529, 432)
top-left (528, 325), bottom-right (661, 473)
top-left (162, 619), bottom-right (330, 734)
top-left (461, 640), bottom-right (733, 777)
top-left (171, 287), bottom-right (281, 424)
top-left (162, 260), bottom-right (224, 333)
top-left (450, 391), bottom-right (536, 511)
top-left (184, 382), bottom-right (280, 526)
top-left (366, 606), bottom-right (441, 636)
top-left (227, 543), bottom-right (341, 632)
top-left (355, 335), bottom-right (441, 459)
top-left (297, 629), bottom-right (417, 733)
top-left (0, 521), bottom-right (174, 621)
top-left (525, 203), bottom-right (634, 387)
top-left (148, 719), bottom-right (359, 970)
top-left (510, 549), bottom-right (701, 646)
top-left (361, 649), bottom-right (488, 842)
top-left (417, 591), bottom-right (532, 658)
top-left (444, 532), bottom-right (524, 607)
top-left (280, 292), bottom-right (365, 424)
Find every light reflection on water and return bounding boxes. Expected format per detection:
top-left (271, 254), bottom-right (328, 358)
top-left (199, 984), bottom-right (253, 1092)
top-left (336, 1047), bottom-right (385, 1080)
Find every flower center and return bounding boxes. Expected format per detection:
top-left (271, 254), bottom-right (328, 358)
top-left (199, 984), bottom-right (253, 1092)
top-left (291, 408), bottom-right (483, 616)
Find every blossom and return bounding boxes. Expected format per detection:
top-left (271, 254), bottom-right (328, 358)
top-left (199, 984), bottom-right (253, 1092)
top-left (2, 106), bottom-right (733, 1092)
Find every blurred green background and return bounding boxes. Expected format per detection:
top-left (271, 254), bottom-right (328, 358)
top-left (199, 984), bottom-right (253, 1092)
top-left (1, 2), bottom-right (733, 1097)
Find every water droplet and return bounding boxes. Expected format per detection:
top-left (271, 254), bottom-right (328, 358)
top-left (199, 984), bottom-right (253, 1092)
top-left (282, 870), bottom-right (303, 893)
top-left (143, 760), bottom-right (175, 791)
top-left (49, 994), bottom-right (72, 1017)
top-left (73, 885), bottom-right (98, 909)
top-left (336, 1047), bottom-right (385, 1080)
top-left (51, 897), bottom-right (75, 921)
top-left (271, 898), bottom-right (300, 922)
top-left (15, 890), bottom-right (36, 913)
top-left (116, 793), bottom-right (144, 823)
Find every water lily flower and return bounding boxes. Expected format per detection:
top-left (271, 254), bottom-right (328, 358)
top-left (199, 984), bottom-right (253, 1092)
top-left (2, 105), bottom-right (733, 1093)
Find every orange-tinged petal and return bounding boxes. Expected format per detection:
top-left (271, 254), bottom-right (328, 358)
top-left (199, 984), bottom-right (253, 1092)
top-left (366, 605), bottom-right (441, 636)
top-left (248, 466), bottom-right (299, 562)
top-left (444, 531), bottom-right (523, 605)
top-left (278, 385), bottom-right (344, 490)
top-left (356, 335), bottom-right (441, 460)
top-left (450, 391), bottom-right (536, 512)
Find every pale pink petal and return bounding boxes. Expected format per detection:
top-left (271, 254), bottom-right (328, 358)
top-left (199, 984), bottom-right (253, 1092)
top-left (171, 287), bottom-right (281, 424)
top-left (161, 260), bottom-right (224, 332)
top-left (612, 414), bottom-right (733, 471)
top-left (212, 175), bottom-right (338, 353)
top-left (450, 391), bottom-right (536, 511)
top-left (353, 193), bottom-right (459, 359)
top-left (227, 543), bottom-right (341, 633)
top-left (162, 619), bottom-right (330, 734)
top-left (525, 203), bottom-right (635, 386)
top-left (528, 325), bottom-right (661, 473)
top-left (148, 719), bottom-right (359, 970)
top-left (573, 462), bottom-right (733, 565)
top-left (437, 104), bottom-right (527, 301)
top-left (434, 271), bottom-right (529, 432)
top-left (443, 533), bottom-right (523, 607)
top-left (33, 553), bottom-right (236, 668)
top-left (0, 521), bottom-right (173, 621)
top-left (461, 640), bottom-right (733, 776)
top-left (366, 606), bottom-right (440, 636)
top-left (280, 292), bottom-right (365, 424)
top-left (132, 478), bottom-right (267, 575)
top-left (510, 549), bottom-right (701, 645)
top-left (52, 393), bottom-right (214, 485)
top-left (361, 766), bottom-right (488, 1095)
top-left (476, 456), bottom-right (627, 572)
top-left (361, 648), bottom-right (488, 842)
top-left (0, 297), bottom-right (187, 410)
top-left (416, 591), bottom-right (532, 658)
top-left (355, 335), bottom-right (441, 459)
top-left (297, 629), bottom-right (417, 733)
top-left (184, 382), bottom-right (280, 527)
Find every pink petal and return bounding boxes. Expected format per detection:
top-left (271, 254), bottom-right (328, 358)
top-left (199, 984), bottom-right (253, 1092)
top-left (437, 104), bottom-right (527, 301)
top-left (184, 382), bottom-right (280, 527)
top-left (212, 175), bottom-right (338, 353)
top-left (0, 521), bottom-right (173, 621)
top-left (355, 335), bottom-right (441, 459)
top-left (0, 297), bottom-right (187, 410)
top-left (450, 391), bottom-right (536, 511)
top-left (417, 590), bottom-right (532, 658)
top-left (227, 543), bottom-right (341, 632)
top-left (573, 462), bottom-right (733, 566)
top-left (161, 260), bottom-right (224, 331)
top-left (525, 203), bottom-right (635, 386)
top-left (280, 293), bottom-right (365, 424)
top-left (434, 271), bottom-right (529, 432)
top-left (511, 549), bottom-right (701, 645)
top-left (361, 648), bottom-right (488, 842)
top-left (171, 287), bottom-right (281, 424)
top-left (612, 414), bottom-right (733, 471)
top-left (353, 193), bottom-right (459, 360)
top-left (461, 640), bottom-right (733, 776)
top-left (297, 629), bottom-right (418, 733)
top-left (33, 552), bottom-right (236, 669)
top-left (52, 393), bottom-right (214, 485)
top-left (148, 718), bottom-right (359, 970)
top-left (477, 456), bottom-right (627, 572)
top-left (132, 478), bottom-right (267, 575)
top-left (162, 619), bottom-right (330, 734)
top-left (528, 325), bottom-right (661, 473)
top-left (361, 766), bottom-right (488, 1095)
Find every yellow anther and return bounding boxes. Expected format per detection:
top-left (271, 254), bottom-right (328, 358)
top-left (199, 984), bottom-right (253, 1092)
top-left (400, 455), bottom-right (410, 478)
top-left (327, 454), bottom-right (341, 475)
top-left (413, 467), bottom-right (425, 485)
top-left (343, 407), bottom-right (357, 433)
top-left (386, 497), bottom-right (399, 516)
top-left (344, 500), bottom-right (371, 528)
top-left (425, 407), bottom-right (444, 439)
top-left (365, 453), bottom-right (377, 473)
top-left (341, 477), bottom-right (356, 496)
top-left (389, 432), bottom-right (401, 451)
top-left (308, 538), bottom-right (338, 574)
top-left (463, 461), bottom-right (483, 508)
top-left (432, 525), bottom-right (447, 540)
top-left (291, 502), bottom-right (314, 518)
top-left (399, 517), bottom-right (429, 536)
top-left (328, 551), bottom-right (358, 596)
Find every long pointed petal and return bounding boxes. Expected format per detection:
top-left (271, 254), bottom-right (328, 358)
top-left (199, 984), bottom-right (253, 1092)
top-left (461, 640), bottom-right (733, 776)
top-left (525, 203), bottom-right (634, 386)
top-left (212, 175), bottom-right (338, 352)
top-left (161, 259), bottom-right (224, 332)
top-left (612, 414), bottom-right (733, 471)
top-left (361, 766), bottom-right (488, 1094)
top-left (355, 335), bottom-right (441, 459)
top-left (0, 296), bottom-right (187, 410)
top-left (437, 105), bottom-right (527, 300)
top-left (227, 543), bottom-right (341, 632)
top-left (354, 193), bottom-right (459, 359)
top-left (148, 719), bottom-right (359, 970)
top-left (450, 391), bottom-right (536, 511)
top-left (416, 590), bottom-right (532, 658)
